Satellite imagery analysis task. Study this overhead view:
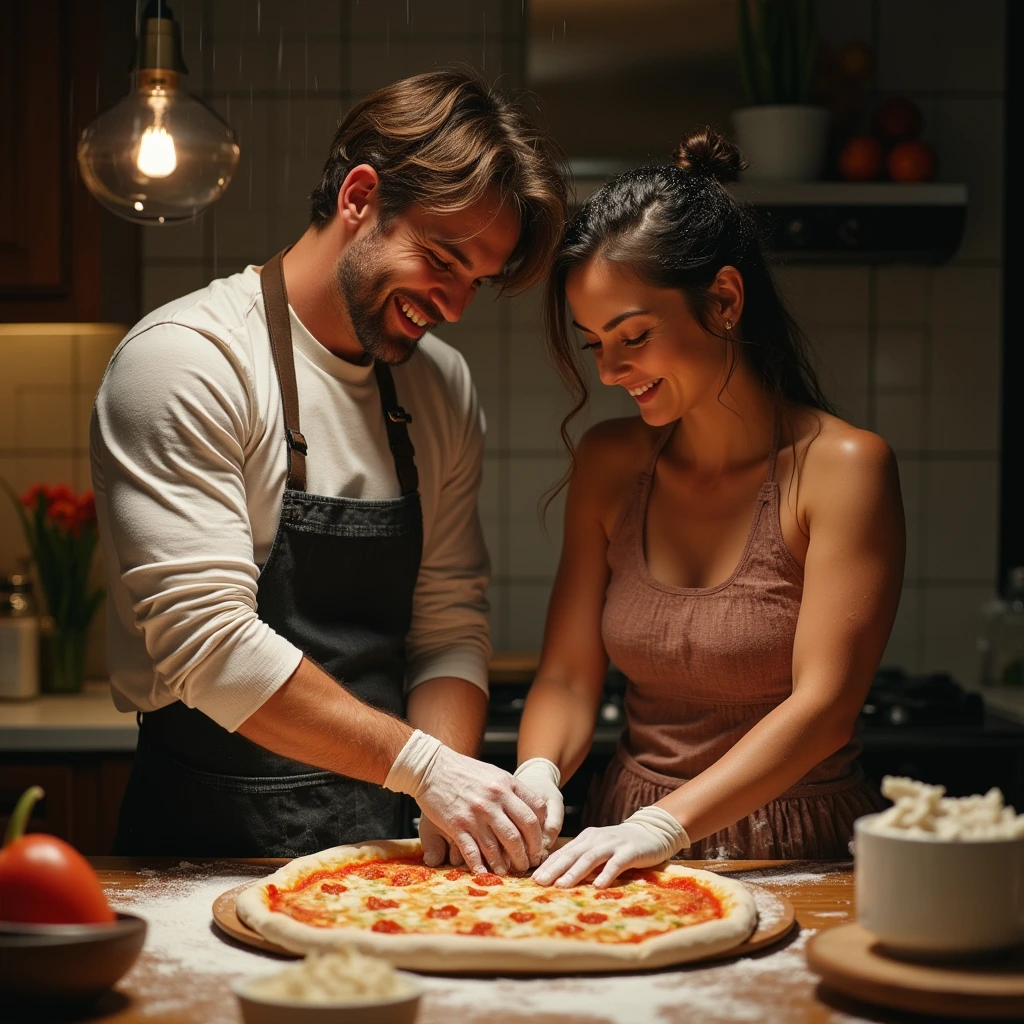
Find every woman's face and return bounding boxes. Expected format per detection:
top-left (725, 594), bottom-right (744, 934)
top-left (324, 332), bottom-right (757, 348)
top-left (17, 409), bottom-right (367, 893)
top-left (565, 258), bottom-right (732, 426)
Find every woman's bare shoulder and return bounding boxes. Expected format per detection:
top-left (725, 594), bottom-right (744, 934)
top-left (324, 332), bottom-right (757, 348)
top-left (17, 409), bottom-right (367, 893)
top-left (792, 407), bottom-right (900, 513)
top-left (571, 416), bottom-right (663, 530)
top-left (575, 416), bottom-right (661, 477)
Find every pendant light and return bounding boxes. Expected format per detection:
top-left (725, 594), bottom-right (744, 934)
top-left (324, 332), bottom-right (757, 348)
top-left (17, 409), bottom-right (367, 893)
top-left (77, 1), bottom-right (240, 225)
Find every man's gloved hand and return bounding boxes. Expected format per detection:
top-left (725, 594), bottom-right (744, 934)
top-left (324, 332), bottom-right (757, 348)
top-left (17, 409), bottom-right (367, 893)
top-left (385, 730), bottom-right (547, 875)
top-left (531, 805), bottom-right (690, 889)
top-left (417, 811), bottom-right (464, 868)
top-left (513, 758), bottom-right (564, 855)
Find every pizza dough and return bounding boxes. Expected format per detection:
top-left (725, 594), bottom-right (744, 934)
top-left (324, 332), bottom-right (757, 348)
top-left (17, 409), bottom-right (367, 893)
top-left (235, 839), bottom-right (757, 973)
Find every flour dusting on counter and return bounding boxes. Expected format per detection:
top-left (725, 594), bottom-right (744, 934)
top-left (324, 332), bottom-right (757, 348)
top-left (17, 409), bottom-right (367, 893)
top-left (108, 861), bottom-right (286, 1022)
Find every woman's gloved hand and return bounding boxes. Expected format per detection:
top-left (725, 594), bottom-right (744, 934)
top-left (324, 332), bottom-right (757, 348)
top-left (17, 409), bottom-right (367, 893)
top-left (513, 758), bottom-right (564, 854)
top-left (385, 730), bottom-right (547, 875)
top-left (531, 805), bottom-right (689, 888)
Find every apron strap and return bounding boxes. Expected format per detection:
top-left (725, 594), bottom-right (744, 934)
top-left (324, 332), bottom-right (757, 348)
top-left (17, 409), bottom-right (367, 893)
top-left (261, 249), bottom-right (308, 492)
top-left (374, 362), bottom-right (419, 496)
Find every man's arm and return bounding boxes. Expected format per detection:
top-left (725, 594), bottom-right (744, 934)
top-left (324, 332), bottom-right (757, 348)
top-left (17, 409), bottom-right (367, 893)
top-left (407, 676), bottom-right (487, 755)
top-left (237, 656), bottom-right (412, 781)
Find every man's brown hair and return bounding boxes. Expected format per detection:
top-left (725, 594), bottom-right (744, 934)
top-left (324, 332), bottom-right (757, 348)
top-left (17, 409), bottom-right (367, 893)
top-left (309, 67), bottom-right (569, 294)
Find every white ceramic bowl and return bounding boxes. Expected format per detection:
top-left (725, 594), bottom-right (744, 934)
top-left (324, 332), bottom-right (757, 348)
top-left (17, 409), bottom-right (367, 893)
top-left (232, 971), bottom-right (422, 1024)
top-left (855, 812), bottom-right (1024, 958)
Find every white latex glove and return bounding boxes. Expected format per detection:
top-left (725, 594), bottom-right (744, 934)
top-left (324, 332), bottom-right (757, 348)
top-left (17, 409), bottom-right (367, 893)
top-left (385, 730), bottom-right (547, 875)
top-left (531, 805), bottom-right (690, 889)
top-left (417, 811), bottom-right (464, 868)
top-left (513, 758), bottom-right (564, 854)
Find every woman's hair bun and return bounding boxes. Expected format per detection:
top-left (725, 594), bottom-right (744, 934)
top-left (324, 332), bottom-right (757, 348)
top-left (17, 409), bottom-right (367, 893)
top-left (672, 128), bottom-right (746, 184)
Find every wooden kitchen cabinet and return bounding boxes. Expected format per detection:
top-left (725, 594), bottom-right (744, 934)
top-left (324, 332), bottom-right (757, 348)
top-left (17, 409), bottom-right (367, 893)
top-left (0, 0), bottom-right (139, 324)
top-left (0, 754), bottom-right (133, 855)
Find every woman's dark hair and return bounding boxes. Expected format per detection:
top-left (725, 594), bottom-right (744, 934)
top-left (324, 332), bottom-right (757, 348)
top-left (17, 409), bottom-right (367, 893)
top-left (544, 126), bottom-right (833, 463)
top-left (310, 67), bottom-right (569, 294)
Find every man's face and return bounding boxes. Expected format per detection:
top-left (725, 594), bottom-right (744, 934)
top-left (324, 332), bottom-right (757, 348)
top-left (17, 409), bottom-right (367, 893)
top-left (336, 192), bottom-right (521, 364)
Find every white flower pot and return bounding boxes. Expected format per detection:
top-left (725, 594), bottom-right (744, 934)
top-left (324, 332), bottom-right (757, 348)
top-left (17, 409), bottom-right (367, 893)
top-left (731, 105), bottom-right (830, 182)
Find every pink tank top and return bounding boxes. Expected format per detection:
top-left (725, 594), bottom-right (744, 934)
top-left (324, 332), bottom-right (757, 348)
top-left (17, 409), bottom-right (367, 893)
top-left (601, 420), bottom-right (862, 791)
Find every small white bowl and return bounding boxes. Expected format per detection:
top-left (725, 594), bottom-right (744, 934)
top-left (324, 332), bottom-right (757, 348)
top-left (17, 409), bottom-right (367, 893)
top-left (855, 812), bottom-right (1024, 959)
top-left (232, 971), bottom-right (422, 1024)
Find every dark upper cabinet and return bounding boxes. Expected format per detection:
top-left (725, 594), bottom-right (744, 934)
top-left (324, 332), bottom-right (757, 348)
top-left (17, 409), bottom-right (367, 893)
top-left (0, 0), bottom-right (139, 324)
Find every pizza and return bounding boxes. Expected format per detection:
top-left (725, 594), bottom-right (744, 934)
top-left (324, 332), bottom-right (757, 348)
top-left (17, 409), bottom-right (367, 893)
top-left (235, 839), bottom-right (757, 973)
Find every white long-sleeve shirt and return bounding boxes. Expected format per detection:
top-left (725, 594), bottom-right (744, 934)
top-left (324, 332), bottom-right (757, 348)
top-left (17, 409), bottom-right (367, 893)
top-left (91, 265), bottom-right (490, 732)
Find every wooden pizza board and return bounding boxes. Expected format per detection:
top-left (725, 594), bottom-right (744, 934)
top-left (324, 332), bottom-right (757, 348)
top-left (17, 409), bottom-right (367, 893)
top-left (806, 923), bottom-right (1024, 1019)
top-left (211, 880), bottom-right (795, 968)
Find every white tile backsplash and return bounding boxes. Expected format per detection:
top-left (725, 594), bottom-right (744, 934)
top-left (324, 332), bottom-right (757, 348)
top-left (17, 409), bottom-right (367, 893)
top-left (922, 585), bottom-right (993, 686)
top-left (927, 267), bottom-right (1003, 453)
top-left (924, 459), bottom-right (1000, 582)
top-left (875, 328), bottom-right (926, 390)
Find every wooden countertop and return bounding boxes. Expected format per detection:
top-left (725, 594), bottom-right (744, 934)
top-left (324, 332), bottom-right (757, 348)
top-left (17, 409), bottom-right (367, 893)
top-left (61, 857), bottom-right (891, 1024)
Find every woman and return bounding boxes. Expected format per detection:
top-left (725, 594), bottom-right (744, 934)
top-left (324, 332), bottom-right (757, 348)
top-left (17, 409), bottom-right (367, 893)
top-left (515, 129), bottom-right (903, 889)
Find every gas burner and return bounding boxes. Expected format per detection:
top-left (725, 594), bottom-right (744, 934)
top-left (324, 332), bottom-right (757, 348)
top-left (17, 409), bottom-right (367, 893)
top-left (861, 669), bottom-right (984, 728)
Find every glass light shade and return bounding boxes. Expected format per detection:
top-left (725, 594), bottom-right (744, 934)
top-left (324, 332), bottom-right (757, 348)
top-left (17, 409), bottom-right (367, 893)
top-left (77, 72), bottom-right (240, 225)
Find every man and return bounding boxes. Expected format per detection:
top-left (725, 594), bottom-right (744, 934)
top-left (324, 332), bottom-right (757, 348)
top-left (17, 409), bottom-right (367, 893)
top-left (91, 69), bottom-right (568, 874)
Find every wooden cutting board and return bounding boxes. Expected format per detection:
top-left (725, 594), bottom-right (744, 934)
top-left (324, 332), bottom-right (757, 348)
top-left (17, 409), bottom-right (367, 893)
top-left (807, 923), bottom-right (1024, 1019)
top-left (211, 880), bottom-right (795, 966)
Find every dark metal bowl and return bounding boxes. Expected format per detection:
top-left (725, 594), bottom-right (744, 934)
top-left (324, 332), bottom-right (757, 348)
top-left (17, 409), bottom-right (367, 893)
top-left (0, 912), bottom-right (147, 1003)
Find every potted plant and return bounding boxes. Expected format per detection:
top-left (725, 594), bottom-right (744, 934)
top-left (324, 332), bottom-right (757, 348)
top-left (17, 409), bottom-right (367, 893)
top-left (732, 0), bottom-right (829, 181)
top-left (2, 483), bottom-right (105, 693)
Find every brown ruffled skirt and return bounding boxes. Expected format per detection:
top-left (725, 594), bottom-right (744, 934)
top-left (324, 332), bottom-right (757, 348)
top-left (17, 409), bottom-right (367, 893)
top-left (584, 745), bottom-right (886, 860)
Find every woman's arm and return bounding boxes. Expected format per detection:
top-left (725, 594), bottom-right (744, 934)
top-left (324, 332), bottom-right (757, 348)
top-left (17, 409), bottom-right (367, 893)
top-left (517, 426), bottom-right (624, 781)
top-left (535, 428), bottom-right (905, 887)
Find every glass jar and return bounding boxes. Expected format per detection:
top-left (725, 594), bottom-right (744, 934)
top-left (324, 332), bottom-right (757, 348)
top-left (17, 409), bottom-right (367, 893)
top-left (977, 567), bottom-right (1024, 687)
top-left (0, 574), bottom-right (41, 699)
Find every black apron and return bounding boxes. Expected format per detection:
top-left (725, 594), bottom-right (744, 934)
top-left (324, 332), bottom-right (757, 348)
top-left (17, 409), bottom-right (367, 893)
top-left (113, 250), bottom-right (423, 857)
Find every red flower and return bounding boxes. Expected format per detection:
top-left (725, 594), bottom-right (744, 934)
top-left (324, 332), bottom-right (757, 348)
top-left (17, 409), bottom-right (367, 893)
top-left (20, 483), bottom-right (49, 510)
top-left (47, 497), bottom-right (80, 532)
top-left (75, 492), bottom-right (97, 525)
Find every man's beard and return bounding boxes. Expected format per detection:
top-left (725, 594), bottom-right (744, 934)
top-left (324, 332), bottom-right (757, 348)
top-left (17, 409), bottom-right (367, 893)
top-left (336, 229), bottom-right (421, 365)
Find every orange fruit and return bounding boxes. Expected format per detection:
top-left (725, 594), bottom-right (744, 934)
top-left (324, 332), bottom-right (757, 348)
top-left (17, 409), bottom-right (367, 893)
top-left (837, 135), bottom-right (884, 181)
top-left (838, 41), bottom-right (875, 82)
top-left (873, 97), bottom-right (924, 142)
top-left (887, 141), bottom-right (937, 182)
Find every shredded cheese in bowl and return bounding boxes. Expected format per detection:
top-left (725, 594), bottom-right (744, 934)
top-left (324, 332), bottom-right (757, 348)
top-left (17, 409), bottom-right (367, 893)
top-left (870, 776), bottom-right (1024, 840)
top-left (245, 948), bottom-right (413, 1004)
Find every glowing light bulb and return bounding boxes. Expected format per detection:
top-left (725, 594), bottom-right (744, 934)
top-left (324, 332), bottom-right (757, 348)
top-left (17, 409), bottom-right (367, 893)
top-left (76, 3), bottom-right (239, 224)
top-left (137, 125), bottom-right (177, 178)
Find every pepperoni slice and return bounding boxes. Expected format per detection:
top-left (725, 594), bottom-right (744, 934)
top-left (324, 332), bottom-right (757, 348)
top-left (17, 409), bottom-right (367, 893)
top-left (533, 894), bottom-right (552, 904)
top-left (444, 869), bottom-right (464, 881)
top-left (469, 921), bottom-right (494, 936)
top-left (555, 923), bottom-right (584, 936)
top-left (366, 896), bottom-right (399, 910)
top-left (622, 905), bottom-right (652, 917)
top-left (320, 882), bottom-right (347, 895)
top-left (427, 905), bottom-right (460, 919)
top-left (509, 911), bottom-right (535, 923)
top-left (472, 873), bottom-right (504, 886)
top-left (577, 912), bottom-right (607, 925)
top-left (467, 887), bottom-right (489, 897)
top-left (593, 889), bottom-right (624, 900)
top-left (371, 920), bottom-right (404, 933)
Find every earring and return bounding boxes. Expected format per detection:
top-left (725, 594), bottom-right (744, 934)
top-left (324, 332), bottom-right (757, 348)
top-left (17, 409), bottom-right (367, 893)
top-left (724, 318), bottom-right (734, 331)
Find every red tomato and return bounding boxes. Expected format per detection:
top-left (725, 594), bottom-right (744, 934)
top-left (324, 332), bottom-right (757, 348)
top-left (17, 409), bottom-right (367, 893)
top-left (0, 786), bottom-right (114, 925)
top-left (0, 835), bottom-right (115, 924)
top-left (888, 141), bottom-right (937, 182)
top-left (837, 135), bottom-right (884, 181)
